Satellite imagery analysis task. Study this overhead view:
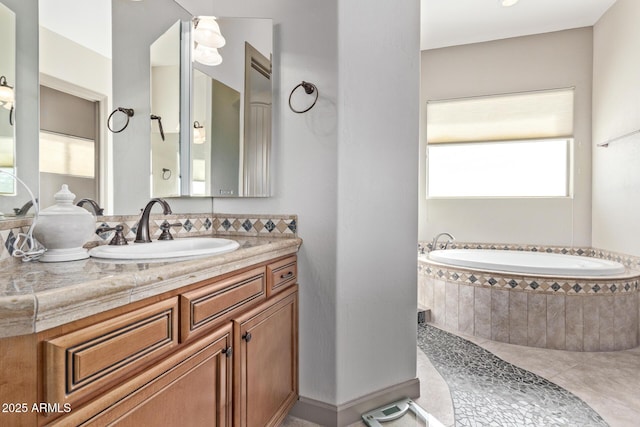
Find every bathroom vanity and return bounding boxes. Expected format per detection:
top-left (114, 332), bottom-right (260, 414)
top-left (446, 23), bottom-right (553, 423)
top-left (0, 236), bottom-right (300, 427)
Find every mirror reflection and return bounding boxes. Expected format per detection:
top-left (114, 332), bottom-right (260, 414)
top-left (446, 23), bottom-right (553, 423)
top-left (0, 1), bottom-right (274, 221)
top-left (150, 16), bottom-right (273, 198)
top-left (38, 0), bottom-right (111, 211)
top-left (150, 20), bottom-right (181, 198)
top-left (0, 1), bottom-right (16, 216)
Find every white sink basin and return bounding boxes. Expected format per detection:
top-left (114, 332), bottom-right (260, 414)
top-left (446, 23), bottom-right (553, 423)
top-left (89, 237), bottom-right (240, 260)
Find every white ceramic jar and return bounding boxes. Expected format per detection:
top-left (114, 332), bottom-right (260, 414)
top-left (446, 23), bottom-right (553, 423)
top-left (33, 184), bottom-right (96, 262)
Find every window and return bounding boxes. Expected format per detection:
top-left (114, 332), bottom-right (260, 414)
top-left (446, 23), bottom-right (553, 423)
top-left (426, 88), bottom-right (574, 198)
top-left (39, 131), bottom-right (95, 178)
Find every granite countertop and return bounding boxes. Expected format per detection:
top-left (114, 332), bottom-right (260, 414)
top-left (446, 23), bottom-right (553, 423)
top-left (0, 236), bottom-right (302, 339)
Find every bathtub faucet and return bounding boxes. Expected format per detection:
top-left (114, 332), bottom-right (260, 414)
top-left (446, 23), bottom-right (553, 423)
top-left (429, 232), bottom-right (455, 251)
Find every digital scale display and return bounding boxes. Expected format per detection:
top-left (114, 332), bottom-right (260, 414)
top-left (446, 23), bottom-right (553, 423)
top-left (382, 406), bottom-right (402, 417)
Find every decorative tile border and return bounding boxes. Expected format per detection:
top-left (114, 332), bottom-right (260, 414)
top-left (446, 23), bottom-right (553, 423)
top-left (0, 213), bottom-right (298, 265)
top-left (210, 214), bottom-right (297, 237)
top-left (418, 262), bottom-right (639, 295)
top-left (419, 241), bottom-right (593, 257)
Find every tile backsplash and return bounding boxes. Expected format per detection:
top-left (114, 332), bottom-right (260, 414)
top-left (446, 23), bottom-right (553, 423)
top-left (0, 213), bottom-right (298, 265)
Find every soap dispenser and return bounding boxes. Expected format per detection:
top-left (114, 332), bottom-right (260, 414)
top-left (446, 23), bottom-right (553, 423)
top-left (33, 184), bottom-right (96, 262)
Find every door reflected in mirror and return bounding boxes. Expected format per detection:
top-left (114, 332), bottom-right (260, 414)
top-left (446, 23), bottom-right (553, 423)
top-left (150, 20), bottom-right (181, 198)
top-left (192, 71), bottom-right (241, 196)
top-left (243, 42), bottom-right (271, 197)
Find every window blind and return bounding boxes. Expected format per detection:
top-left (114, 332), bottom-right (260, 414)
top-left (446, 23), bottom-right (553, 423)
top-left (426, 88), bottom-right (574, 144)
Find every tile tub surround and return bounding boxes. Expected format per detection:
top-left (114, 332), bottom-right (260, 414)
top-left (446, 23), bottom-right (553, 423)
top-left (0, 235), bottom-right (302, 338)
top-left (418, 245), bottom-right (640, 351)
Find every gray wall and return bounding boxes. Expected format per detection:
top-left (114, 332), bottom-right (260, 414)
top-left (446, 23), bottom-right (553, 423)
top-left (116, 0), bottom-right (420, 415)
top-left (419, 28), bottom-right (594, 247)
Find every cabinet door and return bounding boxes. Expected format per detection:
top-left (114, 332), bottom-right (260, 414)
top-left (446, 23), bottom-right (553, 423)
top-left (47, 324), bottom-right (233, 427)
top-left (233, 286), bottom-right (298, 427)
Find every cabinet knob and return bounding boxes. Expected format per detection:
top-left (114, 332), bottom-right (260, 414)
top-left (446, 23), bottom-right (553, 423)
top-left (242, 332), bottom-right (252, 342)
top-left (222, 347), bottom-right (233, 357)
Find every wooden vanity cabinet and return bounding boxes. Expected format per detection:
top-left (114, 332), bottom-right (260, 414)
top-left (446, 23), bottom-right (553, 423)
top-left (33, 254), bottom-right (298, 427)
top-left (233, 287), bottom-right (298, 427)
top-left (47, 324), bottom-right (233, 427)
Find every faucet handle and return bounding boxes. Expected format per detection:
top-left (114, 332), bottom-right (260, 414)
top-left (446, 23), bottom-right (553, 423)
top-left (158, 221), bottom-right (183, 241)
top-left (96, 224), bottom-right (128, 245)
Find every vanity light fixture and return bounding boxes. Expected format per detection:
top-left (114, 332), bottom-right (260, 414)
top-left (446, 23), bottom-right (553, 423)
top-left (192, 16), bottom-right (225, 66)
top-left (193, 121), bottom-right (206, 144)
top-left (193, 16), bottom-right (226, 49)
top-left (501, 0), bottom-right (519, 6)
top-left (194, 45), bottom-right (223, 66)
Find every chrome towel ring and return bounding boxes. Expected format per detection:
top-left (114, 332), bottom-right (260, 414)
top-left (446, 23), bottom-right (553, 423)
top-left (289, 81), bottom-right (318, 113)
top-left (107, 107), bottom-right (135, 133)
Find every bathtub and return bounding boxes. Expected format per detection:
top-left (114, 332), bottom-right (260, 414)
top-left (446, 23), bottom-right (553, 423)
top-left (418, 247), bottom-right (639, 351)
top-left (426, 249), bottom-right (626, 277)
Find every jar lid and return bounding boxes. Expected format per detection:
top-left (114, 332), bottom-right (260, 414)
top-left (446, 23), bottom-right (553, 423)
top-left (39, 184), bottom-right (94, 216)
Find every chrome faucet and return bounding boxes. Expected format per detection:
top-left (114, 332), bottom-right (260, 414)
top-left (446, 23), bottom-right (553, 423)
top-left (430, 232), bottom-right (455, 251)
top-left (76, 198), bottom-right (104, 215)
top-left (135, 198), bottom-right (172, 243)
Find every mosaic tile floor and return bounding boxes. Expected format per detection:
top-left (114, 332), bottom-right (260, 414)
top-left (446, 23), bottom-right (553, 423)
top-left (417, 324), bottom-right (608, 427)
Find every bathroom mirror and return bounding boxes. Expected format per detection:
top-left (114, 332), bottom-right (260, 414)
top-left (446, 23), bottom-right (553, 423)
top-left (38, 0), bottom-right (111, 211)
top-left (0, 0), bottom-right (273, 218)
top-left (150, 20), bottom-right (181, 198)
top-left (151, 16), bottom-right (273, 198)
top-left (0, 1), bottom-right (18, 217)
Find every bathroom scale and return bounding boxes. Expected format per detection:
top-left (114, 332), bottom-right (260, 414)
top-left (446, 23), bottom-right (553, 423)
top-left (361, 398), bottom-right (445, 427)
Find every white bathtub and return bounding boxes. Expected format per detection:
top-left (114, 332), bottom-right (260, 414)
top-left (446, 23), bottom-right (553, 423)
top-left (426, 249), bottom-right (626, 277)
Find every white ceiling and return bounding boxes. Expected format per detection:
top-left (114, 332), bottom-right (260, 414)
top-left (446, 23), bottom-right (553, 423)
top-left (421, 0), bottom-right (618, 50)
top-left (40, 0), bottom-right (618, 58)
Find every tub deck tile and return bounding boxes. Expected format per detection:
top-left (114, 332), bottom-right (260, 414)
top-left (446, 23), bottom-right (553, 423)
top-left (509, 292), bottom-right (528, 346)
top-left (547, 294), bottom-right (566, 350)
top-left (599, 296), bottom-right (615, 351)
top-left (528, 293), bottom-right (547, 348)
top-left (491, 289), bottom-right (509, 342)
top-left (565, 296), bottom-right (584, 351)
top-left (583, 297), bottom-right (600, 352)
top-left (458, 285), bottom-right (475, 335)
top-left (474, 287), bottom-right (492, 339)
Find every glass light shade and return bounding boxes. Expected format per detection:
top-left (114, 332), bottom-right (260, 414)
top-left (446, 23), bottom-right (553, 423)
top-left (194, 17), bottom-right (226, 48)
top-left (194, 44), bottom-right (223, 66)
top-left (501, 0), bottom-right (519, 6)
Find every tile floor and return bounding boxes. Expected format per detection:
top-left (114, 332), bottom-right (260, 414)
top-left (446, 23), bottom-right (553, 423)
top-left (283, 324), bottom-right (640, 427)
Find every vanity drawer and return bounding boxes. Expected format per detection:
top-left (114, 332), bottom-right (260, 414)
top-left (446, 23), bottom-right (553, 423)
top-left (180, 266), bottom-right (266, 342)
top-left (43, 298), bottom-right (179, 408)
top-left (267, 255), bottom-right (297, 297)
